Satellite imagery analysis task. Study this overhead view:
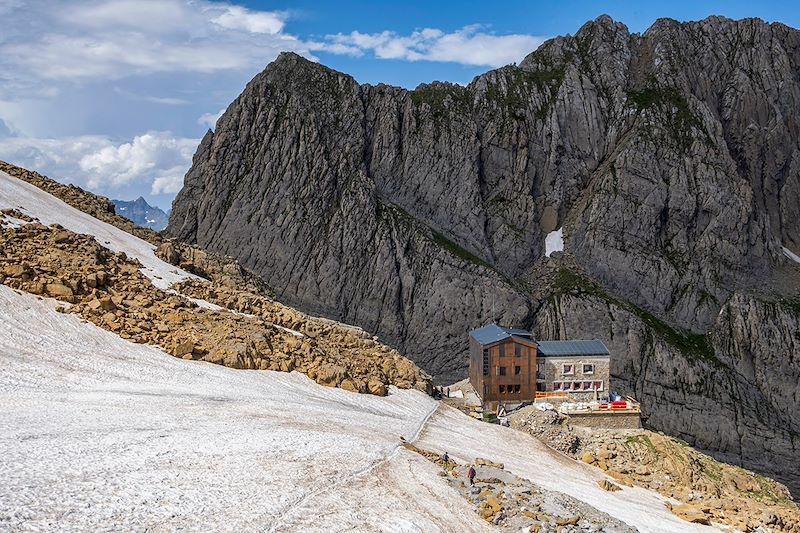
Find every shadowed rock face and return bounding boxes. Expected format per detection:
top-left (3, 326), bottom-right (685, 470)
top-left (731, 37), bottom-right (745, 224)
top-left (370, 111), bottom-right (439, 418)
top-left (167, 15), bottom-right (800, 495)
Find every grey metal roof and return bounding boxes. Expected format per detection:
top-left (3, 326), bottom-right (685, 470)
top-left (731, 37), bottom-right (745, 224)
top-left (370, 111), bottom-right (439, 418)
top-left (469, 324), bottom-right (533, 346)
top-left (535, 340), bottom-right (609, 357)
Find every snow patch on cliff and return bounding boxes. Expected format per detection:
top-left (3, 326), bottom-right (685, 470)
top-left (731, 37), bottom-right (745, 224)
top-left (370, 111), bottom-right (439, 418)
top-left (545, 227), bottom-right (564, 257)
top-left (783, 246), bottom-right (800, 265)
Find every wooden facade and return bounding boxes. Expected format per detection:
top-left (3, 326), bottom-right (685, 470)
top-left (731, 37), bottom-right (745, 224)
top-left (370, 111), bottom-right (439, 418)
top-left (469, 334), bottom-right (537, 408)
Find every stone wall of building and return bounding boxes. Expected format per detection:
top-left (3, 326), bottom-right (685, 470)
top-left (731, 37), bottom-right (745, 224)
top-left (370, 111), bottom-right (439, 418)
top-left (539, 356), bottom-right (610, 401)
top-left (567, 411), bottom-right (642, 429)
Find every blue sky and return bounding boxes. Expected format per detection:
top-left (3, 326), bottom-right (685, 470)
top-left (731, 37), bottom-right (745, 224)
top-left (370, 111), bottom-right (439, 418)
top-left (0, 0), bottom-right (797, 210)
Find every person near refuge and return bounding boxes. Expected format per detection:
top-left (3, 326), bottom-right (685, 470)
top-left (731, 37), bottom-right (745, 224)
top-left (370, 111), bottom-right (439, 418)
top-left (467, 465), bottom-right (476, 486)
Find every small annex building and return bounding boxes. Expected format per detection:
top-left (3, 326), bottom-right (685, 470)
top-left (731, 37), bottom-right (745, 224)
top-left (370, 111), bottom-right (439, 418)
top-left (469, 324), bottom-right (610, 409)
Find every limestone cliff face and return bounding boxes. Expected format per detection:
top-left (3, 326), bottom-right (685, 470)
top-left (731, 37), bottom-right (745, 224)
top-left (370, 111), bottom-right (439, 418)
top-left (534, 282), bottom-right (800, 495)
top-left (167, 16), bottom-right (800, 493)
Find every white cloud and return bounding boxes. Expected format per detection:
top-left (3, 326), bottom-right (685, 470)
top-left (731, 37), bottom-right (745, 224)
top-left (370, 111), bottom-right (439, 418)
top-left (113, 87), bottom-right (189, 105)
top-left (0, 0), bottom-right (312, 85)
top-left (319, 25), bottom-right (545, 67)
top-left (0, 132), bottom-right (198, 197)
top-left (209, 5), bottom-right (285, 34)
top-left (197, 108), bottom-right (227, 130)
top-left (79, 132), bottom-right (198, 191)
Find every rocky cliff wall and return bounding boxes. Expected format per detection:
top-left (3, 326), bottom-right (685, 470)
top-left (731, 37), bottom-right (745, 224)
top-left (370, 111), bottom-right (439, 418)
top-left (167, 15), bottom-right (800, 494)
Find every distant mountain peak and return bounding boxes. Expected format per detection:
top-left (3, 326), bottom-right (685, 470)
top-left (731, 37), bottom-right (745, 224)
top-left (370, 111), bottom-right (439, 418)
top-left (112, 197), bottom-right (168, 231)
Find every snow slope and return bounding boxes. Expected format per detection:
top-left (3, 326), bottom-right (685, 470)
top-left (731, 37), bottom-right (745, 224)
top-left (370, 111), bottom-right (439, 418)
top-left (0, 286), bottom-right (486, 532)
top-left (0, 170), bottom-right (720, 531)
top-left (0, 170), bottom-right (194, 289)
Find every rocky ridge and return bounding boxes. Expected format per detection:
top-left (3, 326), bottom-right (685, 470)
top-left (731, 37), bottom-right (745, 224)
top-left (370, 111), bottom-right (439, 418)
top-left (165, 15), bottom-right (800, 495)
top-left (510, 406), bottom-right (800, 532)
top-left (0, 161), bottom-right (161, 245)
top-left (0, 209), bottom-right (430, 395)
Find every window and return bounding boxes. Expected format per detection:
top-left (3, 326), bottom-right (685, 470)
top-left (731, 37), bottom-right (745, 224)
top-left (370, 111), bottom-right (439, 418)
top-left (482, 349), bottom-right (489, 376)
top-left (593, 381), bottom-right (603, 391)
top-left (514, 344), bottom-right (521, 357)
top-left (536, 382), bottom-right (546, 392)
top-left (563, 364), bottom-right (574, 375)
top-left (582, 381), bottom-right (592, 391)
top-left (537, 363), bottom-right (544, 372)
top-left (497, 366), bottom-right (507, 376)
top-left (513, 384), bottom-right (521, 393)
top-left (583, 363), bottom-right (595, 374)
top-left (514, 366), bottom-right (521, 375)
top-left (554, 382), bottom-right (563, 391)
top-left (498, 385), bottom-right (506, 394)
top-left (499, 344), bottom-right (506, 357)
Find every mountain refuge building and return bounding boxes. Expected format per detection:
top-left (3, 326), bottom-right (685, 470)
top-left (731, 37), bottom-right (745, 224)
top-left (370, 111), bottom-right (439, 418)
top-left (468, 324), bottom-right (610, 409)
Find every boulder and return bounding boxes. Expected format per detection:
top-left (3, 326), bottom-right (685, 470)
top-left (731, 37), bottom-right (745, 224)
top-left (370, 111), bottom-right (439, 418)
top-left (156, 241), bottom-right (181, 265)
top-left (671, 503), bottom-right (711, 525)
top-left (4, 263), bottom-right (30, 278)
top-left (597, 479), bottom-right (621, 492)
top-left (53, 230), bottom-right (72, 243)
top-left (315, 363), bottom-right (347, 387)
top-left (45, 282), bottom-right (74, 301)
top-left (475, 458), bottom-right (504, 469)
top-left (597, 448), bottom-right (615, 460)
top-left (173, 340), bottom-right (195, 357)
top-left (367, 379), bottom-right (387, 396)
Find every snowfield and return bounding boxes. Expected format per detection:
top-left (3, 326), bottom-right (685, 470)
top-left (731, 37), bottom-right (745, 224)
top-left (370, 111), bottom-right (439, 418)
top-left (0, 286), bottom-right (481, 532)
top-left (0, 170), bottom-right (720, 531)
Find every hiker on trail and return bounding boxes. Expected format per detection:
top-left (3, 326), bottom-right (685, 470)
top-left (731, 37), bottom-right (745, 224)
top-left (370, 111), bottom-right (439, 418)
top-left (467, 465), bottom-right (476, 486)
top-left (441, 451), bottom-right (449, 463)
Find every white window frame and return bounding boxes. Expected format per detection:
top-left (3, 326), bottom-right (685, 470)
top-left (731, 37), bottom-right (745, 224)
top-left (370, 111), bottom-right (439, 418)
top-left (562, 363), bottom-right (574, 375)
top-left (583, 363), bottom-right (595, 375)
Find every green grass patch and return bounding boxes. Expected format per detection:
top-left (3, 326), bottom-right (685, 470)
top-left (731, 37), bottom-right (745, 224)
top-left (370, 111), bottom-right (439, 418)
top-left (625, 434), bottom-right (656, 452)
top-left (672, 437), bottom-right (690, 448)
top-left (431, 231), bottom-right (494, 270)
top-left (376, 199), bottom-right (501, 274)
top-left (482, 412), bottom-right (499, 424)
top-left (484, 67), bottom-right (565, 121)
top-left (551, 269), bottom-right (719, 365)
top-left (627, 84), bottom-right (706, 150)
top-left (410, 83), bottom-right (471, 119)
top-left (700, 457), bottom-right (723, 481)
top-left (779, 297), bottom-right (800, 317)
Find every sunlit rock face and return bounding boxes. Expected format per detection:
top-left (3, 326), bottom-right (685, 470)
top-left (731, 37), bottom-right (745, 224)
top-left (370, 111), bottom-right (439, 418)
top-left (167, 16), bottom-right (800, 496)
